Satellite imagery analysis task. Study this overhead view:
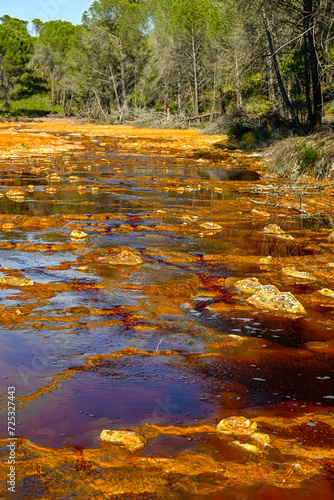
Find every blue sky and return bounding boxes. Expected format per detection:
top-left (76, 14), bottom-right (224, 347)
top-left (1, 0), bottom-right (93, 28)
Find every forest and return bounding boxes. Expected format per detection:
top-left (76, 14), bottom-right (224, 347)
top-left (1, 0), bottom-right (334, 133)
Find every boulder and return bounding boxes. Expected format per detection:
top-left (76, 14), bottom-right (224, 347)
top-left (246, 285), bottom-right (306, 315)
top-left (235, 277), bottom-right (263, 295)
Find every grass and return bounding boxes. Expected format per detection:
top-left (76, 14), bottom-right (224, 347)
top-left (0, 95), bottom-right (63, 117)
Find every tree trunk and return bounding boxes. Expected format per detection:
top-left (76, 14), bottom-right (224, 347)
top-left (164, 90), bottom-right (169, 114)
top-left (50, 68), bottom-right (55, 112)
top-left (191, 32), bottom-right (199, 116)
top-left (235, 50), bottom-right (243, 109)
top-left (62, 89), bottom-right (66, 117)
top-left (120, 59), bottom-right (127, 109)
top-left (266, 56), bottom-right (276, 111)
top-left (210, 65), bottom-right (217, 122)
top-left (93, 89), bottom-right (108, 121)
top-left (260, 0), bottom-right (304, 134)
top-left (177, 71), bottom-right (182, 114)
top-left (110, 64), bottom-right (121, 110)
top-left (67, 91), bottom-right (73, 117)
top-left (304, 0), bottom-right (322, 127)
top-left (303, 28), bottom-right (313, 128)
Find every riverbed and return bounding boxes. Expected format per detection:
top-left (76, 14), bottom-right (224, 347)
top-left (0, 120), bottom-right (334, 499)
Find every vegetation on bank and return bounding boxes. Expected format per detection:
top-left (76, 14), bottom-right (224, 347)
top-left (1, 1), bottom-right (334, 176)
top-left (0, 1), bottom-right (333, 129)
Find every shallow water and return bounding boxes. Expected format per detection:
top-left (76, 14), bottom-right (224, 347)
top-left (0, 124), bottom-right (334, 498)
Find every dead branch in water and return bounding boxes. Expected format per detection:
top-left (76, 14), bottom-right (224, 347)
top-left (250, 198), bottom-right (312, 215)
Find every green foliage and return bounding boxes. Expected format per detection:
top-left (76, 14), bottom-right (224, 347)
top-left (227, 121), bottom-right (252, 139)
top-left (0, 17), bottom-right (31, 75)
top-left (37, 21), bottom-right (76, 65)
top-left (0, 95), bottom-right (62, 116)
top-left (241, 130), bottom-right (257, 147)
top-left (298, 141), bottom-right (318, 173)
top-left (130, 90), bottom-right (146, 107)
top-left (169, 0), bottom-right (221, 39)
top-left (244, 97), bottom-right (271, 114)
top-left (11, 72), bottom-right (48, 98)
top-left (168, 100), bottom-right (178, 113)
top-left (227, 119), bottom-right (271, 146)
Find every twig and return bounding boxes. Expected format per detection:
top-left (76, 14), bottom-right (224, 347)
top-left (250, 198), bottom-right (311, 215)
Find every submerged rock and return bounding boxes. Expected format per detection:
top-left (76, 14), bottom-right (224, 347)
top-left (282, 266), bottom-right (316, 281)
top-left (207, 302), bottom-right (252, 314)
top-left (232, 441), bottom-right (262, 454)
top-left (217, 416), bottom-right (257, 437)
top-left (98, 249), bottom-right (143, 266)
top-left (305, 341), bottom-right (330, 352)
top-left (100, 430), bottom-right (146, 451)
top-left (246, 285), bottom-right (306, 315)
top-left (251, 209), bottom-right (270, 217)
top-left (251, 432), bottom-right (271, 449)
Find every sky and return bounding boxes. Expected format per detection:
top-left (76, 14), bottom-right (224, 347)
top-left (1, 0), bottom-right (93, 28)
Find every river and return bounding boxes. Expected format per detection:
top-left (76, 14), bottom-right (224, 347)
top-left (0, 121), bottom-right (333, 499)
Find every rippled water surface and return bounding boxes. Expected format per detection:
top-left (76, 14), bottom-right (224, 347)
top-left (0, 124), bottom-right (334, 499)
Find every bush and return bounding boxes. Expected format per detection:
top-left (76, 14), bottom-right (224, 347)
top-left (242, 130), bottom-right (257, 147)
top-left (227, 121), bottom-right (253, 139)
top-left (298, 141), bottom-right (318, 173)
top-left (0, 95), bottom-right (62, 117)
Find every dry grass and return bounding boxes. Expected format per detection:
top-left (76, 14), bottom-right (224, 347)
top-left (267, 125), bottom-right (334, 181)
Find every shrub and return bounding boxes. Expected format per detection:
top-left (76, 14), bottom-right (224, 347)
top-left (298, 141), bottom-right (318, 173)
top-left (242, 130), bottom-right (257, 147)
top-left (227, 121), bottom-right (253, 139)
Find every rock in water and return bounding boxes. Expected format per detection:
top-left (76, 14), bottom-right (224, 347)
top-left (281, 266), bottom-right (316, 280)
top-left (259, 256), bottom-right (273, 265)
top-left (235, 277), bottom-right (263, 294)
top-left (100, 430), bottom-right (146, 451)
top-left (200, 222), bottom-right (222, 230)
top-left (71, 229), bottom-right (88, 239)
top-left (263, 224), bottom-right (294, 240)
top-left (0, 276), bottom-right (34, 287)
top-left (217, 416), bottom-right (257, 437)
top-left (317, 288), bottom-right (334, 298)
top-left (263, 223), bottom-right (285, 234)
top-left (98, 249), bottom-right (143, 266)
top-left (246, 285), bottom-right (306, 315)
